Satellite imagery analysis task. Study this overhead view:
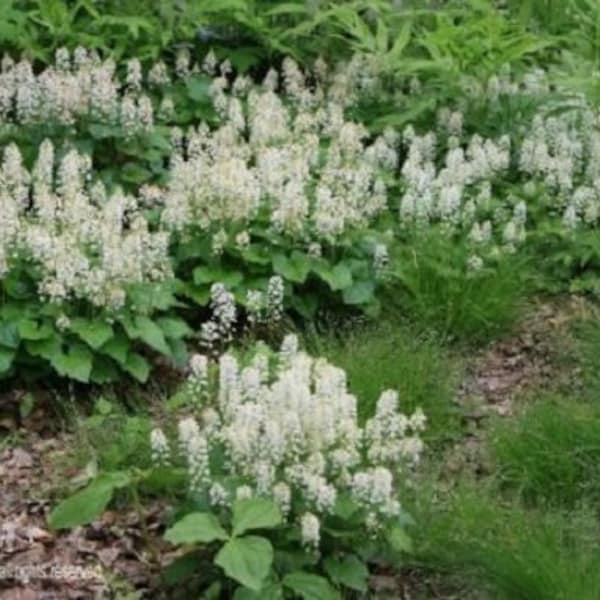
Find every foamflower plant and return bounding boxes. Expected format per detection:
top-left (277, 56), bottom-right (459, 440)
top-left (151, 335), bottom-right (425, 596)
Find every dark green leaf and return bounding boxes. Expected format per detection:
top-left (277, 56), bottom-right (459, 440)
top-left (101, 333), bottom-right (129, 364)
top-left (162, 550), bottom-right (204, 586)
top-left (90, 356), bottom-right (120, 383)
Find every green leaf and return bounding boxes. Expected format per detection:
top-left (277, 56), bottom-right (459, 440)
top-left (0, 321), bottom-right (19, 349)
top-left (186, 77), bottom-right (212, 102)
top-left (342, 280), bottom-right (375, 305)
top-left (164, 513), bottom-right (229, 545)
top-left (232, 498), bottom-right (282, 537)
top-left (95, 397), bottom-right (113, 416)
top-left (215, 536), bottom-right (274, 591)
top-left (193, 266), bottom-right (243, 288)
top-left (88, 123), bottom-right (119, 139)
top-left (49, 472), bottom-right (130, 529)
top-left (333, 494), bottom-right (360, 520)
top-left (134, 315), bottom-right (171, 356)
top-left (19, 393), bottom-right (35, 419)
top-left (90, 355), bottom-right (119, 384)
top-left (273, 252), bottom-right (311, 284)
top-left (18, 319), bottom-right (53, 340)
top-left (240, 245), bottom-right (271, 265)
top-left (182, 283), bottom-right (211, 306)
top-left (282, 572), bottom-right (340, 600)
top-left (314, 263), bottom-right (353, 291)
top-left (0, 347), bottom-right (15, 373)
top-left (121, 162), bottom-right (152, 184)
top-left (233, 583), bottom-right (283, 600)
top-left (51, 344), bottom-right (93, 382)
top-left (387, 525), bottom-right (413, 553)
top-left (177, 236), bottom-right (212, 261)
top-left (101, 333), bottom-right (129, 364)
top-left (162, 550), bottom-right (204, 586)
top-left (324, 555), bottom-right (369, 592)
top-left (157, 317), bottom-right (193, 339)
top-left (24, 337), bottom-right (62, 361)
top-left (70, 319), bottom-right (113, 350)
top-left (202, 582), bottom-right (222, 600)
top-left (123, 352), bottom-right (151, 383)
top-left (168, 337), bottom-right (189, 369)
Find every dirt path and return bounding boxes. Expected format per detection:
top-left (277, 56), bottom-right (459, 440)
top-left (445, 297), bottom-right (589, 477)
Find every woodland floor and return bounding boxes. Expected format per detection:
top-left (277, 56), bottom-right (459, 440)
top-left (0, 296), bottom-right (591, 599)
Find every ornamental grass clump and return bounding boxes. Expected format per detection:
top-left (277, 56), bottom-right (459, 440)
top-left (152, 335), bottom-right (425, 595)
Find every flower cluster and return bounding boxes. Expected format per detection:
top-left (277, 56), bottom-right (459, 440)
top-left (160, 58), bottom-right (397, 243)
top-left (396, 92), bottom-right (600, 265)
top-left (399, 125), bottom-right (511, 229)
top-left (398, 122), bottom-right (521, 267)
top-left (519, 110), bottom-right (600, 229)
top-left (0, 49), bottom-right (159, 134)
top-left (0, 47), bottom-right (230, 133)
top-left (0, 141), bottom-right (171, 308)
top-left (200, 283), bottom-right (237, 352)
top-left (151, 336), bottom-right (425, 546)
top-left (246, 275), bottom-right (285, 326)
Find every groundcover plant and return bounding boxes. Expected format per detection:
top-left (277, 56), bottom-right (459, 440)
top-left (3, 1), bottom-right (600, 598)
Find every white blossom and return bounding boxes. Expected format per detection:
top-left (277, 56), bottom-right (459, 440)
top-left (300, 512), bottom-right (320, 549)
top-left (150, 428), bottom-right (171, 465)
top-left (154, 342), bottom-right (425, 548)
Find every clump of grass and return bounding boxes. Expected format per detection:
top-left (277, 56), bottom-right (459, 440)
top-left (489, 395), bottom-right (600, 509)
top-left (387, 230), bottom-right (530, 344)
top-left (412, 483), bottom-right (600, 600)
top-left (307, 320), bottom-right (462, 444)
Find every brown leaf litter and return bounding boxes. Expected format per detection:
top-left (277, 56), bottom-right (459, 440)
top-left (0, 435), bottom-right (168, 599)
